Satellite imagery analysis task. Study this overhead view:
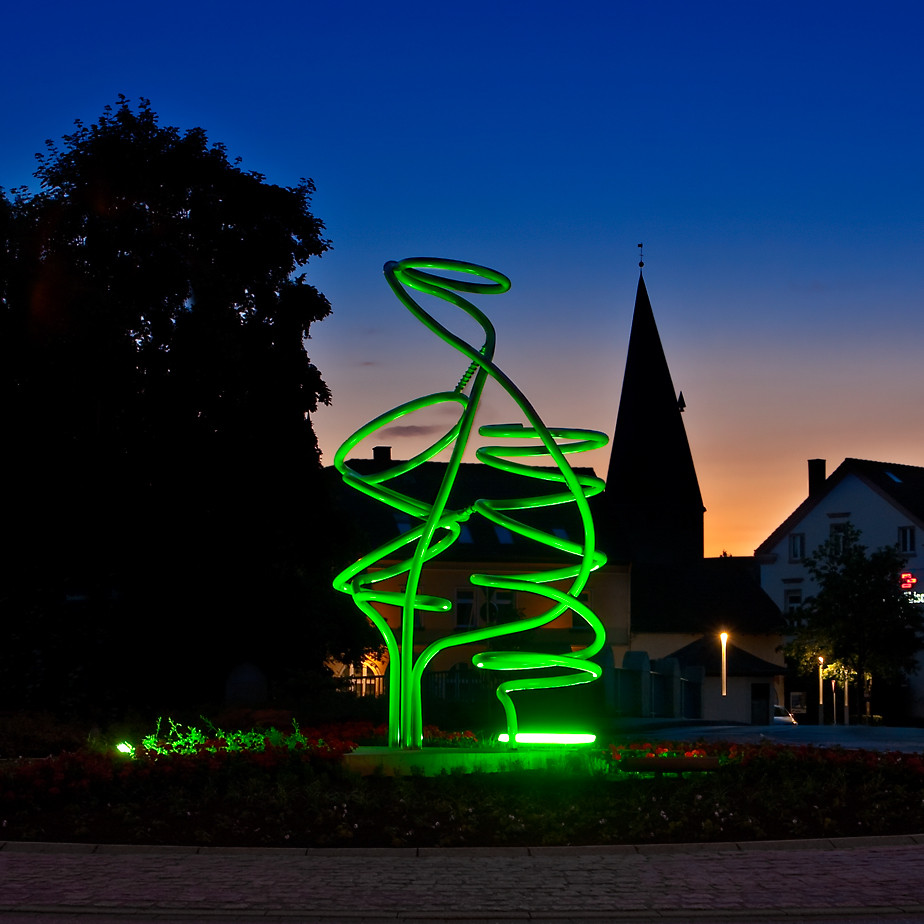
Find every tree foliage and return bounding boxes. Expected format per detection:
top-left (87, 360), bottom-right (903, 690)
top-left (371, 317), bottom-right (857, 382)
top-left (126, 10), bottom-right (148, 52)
top-left (783, 523), bottom-right (924, 716)
top-left (0, 98), bottom-right (374, 714)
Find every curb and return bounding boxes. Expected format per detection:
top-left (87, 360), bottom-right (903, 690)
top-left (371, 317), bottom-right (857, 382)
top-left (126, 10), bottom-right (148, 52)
top-left (3, 833), bottom-right (924, 856)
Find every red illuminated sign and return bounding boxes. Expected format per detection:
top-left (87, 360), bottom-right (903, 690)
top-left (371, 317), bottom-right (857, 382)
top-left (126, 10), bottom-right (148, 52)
top-left (901, 572), bottom-right (918, 590)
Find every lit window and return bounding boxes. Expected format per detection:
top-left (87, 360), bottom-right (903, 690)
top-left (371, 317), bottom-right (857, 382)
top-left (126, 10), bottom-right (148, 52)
top-left (788, 533), bottom-right (805, 561)
top-left (899, 526), bottom-right (917, 555)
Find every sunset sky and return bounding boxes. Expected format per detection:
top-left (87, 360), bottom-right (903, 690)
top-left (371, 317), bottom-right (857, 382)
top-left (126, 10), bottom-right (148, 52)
top-left (3, 1), bottom-right (923, 557)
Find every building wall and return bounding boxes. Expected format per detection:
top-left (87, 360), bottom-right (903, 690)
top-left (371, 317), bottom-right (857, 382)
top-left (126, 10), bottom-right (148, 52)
top-left (702, 676), bottom-right (778, 724)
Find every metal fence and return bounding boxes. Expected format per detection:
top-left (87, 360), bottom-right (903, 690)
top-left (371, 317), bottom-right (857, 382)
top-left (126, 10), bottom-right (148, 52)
top-left (345, 665), bottom-right (702, 719)
top-left (344, 669), bottom-right (495, 702)
top-left (344, 674), bottom-right (385, 698)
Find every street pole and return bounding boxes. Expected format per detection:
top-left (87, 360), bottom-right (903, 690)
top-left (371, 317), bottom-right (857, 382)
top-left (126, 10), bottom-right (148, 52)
top-left (720, 632), bottom-right (728, 697)
top-left (818, 656), bottom-right (824, 726)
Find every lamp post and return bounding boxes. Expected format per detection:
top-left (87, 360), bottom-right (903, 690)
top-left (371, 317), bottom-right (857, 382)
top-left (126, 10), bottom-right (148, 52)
top-left (720, 632), bottom-right (728, 697)
top-left (818, 656), bottom-right (824, 726)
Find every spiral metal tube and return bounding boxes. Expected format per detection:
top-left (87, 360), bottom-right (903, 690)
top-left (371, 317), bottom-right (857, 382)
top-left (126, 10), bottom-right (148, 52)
top-left (333, 258), bottom-right (607, 749)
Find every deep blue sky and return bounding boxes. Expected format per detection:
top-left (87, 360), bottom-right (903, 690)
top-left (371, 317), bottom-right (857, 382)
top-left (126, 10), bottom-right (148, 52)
top-left (4, 1), bottom-right (923, 555)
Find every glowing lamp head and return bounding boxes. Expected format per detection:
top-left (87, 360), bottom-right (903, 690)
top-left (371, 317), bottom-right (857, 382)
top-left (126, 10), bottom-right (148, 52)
top-left (116, 742), bottom-right (134, 756)
top-left (720, 632), bottom-right (728, 644)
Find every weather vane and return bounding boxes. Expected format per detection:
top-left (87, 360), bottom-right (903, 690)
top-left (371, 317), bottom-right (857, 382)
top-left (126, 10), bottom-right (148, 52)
top-left (638, 242), bottom-right (644, 268)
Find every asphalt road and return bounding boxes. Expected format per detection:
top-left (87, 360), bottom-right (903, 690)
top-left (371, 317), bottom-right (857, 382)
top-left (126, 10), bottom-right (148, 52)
top-left (611, 722), bottom-right (924, 752)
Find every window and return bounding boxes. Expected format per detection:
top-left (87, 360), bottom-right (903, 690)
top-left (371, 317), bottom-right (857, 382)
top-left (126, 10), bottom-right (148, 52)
top-left (830, 522), bottom-right (849, 553)
top-left (455, 589), bottom-right (475, 629)
top-left (455, 588), bottom-right (517, 628)
top-left (393, 512), bottom-right (412, 534)
top-left (788, 533), bottom-right (805, 561)
top-left (783, 588), bottom-right (803, 614)
top-left (493, 525), bottom-right (515, 545)
top-left (899, 526), bottom-right (917, 555)
top-left (482, 589), bottom-right (515, 624)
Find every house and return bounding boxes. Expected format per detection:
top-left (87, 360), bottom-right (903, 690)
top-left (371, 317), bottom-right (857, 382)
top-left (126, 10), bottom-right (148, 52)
top-left (755, 457), bottom-right (924, 718)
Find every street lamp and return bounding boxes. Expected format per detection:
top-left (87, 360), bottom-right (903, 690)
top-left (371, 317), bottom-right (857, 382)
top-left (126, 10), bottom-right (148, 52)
top-left (720, 632), bottom-right (728, 697)
top-left (818, 656), bottom-right (824, 726)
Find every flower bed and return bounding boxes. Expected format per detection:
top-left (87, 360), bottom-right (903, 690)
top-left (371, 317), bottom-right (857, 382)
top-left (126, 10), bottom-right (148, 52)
top-left (2, 730), bottom-right (924, 848)
top-left (606, 742), bottom-right (722, 775)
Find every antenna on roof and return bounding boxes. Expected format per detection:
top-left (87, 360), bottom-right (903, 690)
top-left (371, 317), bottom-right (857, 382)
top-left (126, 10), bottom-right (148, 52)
top-left (637, 242), bottom-right (644, 268)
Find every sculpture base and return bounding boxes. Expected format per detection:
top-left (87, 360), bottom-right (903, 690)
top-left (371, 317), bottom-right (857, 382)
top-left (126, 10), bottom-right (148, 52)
top-left (342, 745), bottom-right (597, 777)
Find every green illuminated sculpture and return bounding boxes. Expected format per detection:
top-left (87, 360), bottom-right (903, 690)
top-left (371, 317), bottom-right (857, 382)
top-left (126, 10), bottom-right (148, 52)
top-left (333, 258), bottom-right (608, 749)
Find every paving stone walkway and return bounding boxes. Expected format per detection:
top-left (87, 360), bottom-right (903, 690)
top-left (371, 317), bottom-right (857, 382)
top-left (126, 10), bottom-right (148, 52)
top-left (3, 836), bottom-right (924, 923)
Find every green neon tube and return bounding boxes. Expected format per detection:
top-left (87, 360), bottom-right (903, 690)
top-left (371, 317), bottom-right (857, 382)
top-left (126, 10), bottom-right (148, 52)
top-left (333, 258), bottom-right (608, 749)
top-left (498, 733), bottom-right (597, 745)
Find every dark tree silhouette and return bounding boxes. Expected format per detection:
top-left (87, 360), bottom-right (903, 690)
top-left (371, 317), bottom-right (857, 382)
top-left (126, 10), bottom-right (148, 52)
top-left (0, 98), bottom-right (372, 714)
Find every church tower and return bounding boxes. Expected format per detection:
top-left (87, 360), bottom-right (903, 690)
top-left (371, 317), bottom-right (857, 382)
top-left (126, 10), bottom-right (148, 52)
top-left (603, 271), bottom-right (704, 565)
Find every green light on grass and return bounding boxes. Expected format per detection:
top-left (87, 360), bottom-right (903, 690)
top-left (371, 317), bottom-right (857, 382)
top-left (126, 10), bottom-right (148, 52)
top-left (333, 258), bottom-right (608, 750)
top-left (498, 732), bottom-right (596, 745)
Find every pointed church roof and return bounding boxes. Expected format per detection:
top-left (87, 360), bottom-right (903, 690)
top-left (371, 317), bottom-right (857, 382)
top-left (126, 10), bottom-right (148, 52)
top-left (601, 273), bottom-right (704, 564)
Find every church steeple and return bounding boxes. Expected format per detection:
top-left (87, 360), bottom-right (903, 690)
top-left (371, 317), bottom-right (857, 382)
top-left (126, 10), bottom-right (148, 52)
top-left (603, 271), bottom-right (704, 564)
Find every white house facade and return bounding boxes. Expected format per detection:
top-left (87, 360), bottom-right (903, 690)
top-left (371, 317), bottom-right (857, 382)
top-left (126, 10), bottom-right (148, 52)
top-left (755, 457), bottom-right (924, 718)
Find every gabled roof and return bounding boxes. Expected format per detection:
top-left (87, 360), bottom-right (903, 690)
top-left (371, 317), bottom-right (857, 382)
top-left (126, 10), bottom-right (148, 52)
top-left (755, 458), bottom-right (924, 556)
top-left (601, 273), bottom-right (704, 564)
top-left (667, 636), bottom-right (784, 677)
top-left (329, 458), bottom-right (603, 565)
top-left (630, 555), bottom-right (784, 635)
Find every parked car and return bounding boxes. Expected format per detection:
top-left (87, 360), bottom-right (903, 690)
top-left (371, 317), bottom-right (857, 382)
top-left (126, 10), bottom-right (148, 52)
top-left (773, 705), bottom-right (798, 725)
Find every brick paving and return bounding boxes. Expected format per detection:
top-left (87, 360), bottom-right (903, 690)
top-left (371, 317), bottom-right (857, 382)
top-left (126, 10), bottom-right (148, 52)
top-left (2, 836), bottom-right (924, 922)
